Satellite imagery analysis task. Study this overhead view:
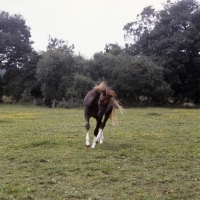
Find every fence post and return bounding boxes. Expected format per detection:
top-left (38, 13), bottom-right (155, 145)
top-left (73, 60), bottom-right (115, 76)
top-left (52, 99), bottom-right (56, 108)
top-left (62, 97), bottom-right (66, 108)
top-left (33, 98), bottom-right (36, 106)
top-left (43, 98), bottom-right (45, 107)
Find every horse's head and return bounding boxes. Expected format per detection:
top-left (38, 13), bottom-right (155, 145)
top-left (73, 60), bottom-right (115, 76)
top-left (94, 82), bottom-right (117, 117)
top-left (98, 91), bottom-right (111, 117)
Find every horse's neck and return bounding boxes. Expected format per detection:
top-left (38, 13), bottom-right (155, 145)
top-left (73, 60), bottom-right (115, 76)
top-left (92, 89), bottom-right (101, 101)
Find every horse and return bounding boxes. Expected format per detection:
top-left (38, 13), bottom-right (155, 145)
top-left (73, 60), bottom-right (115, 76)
top-left (84, 82), bottom-right (123, 148)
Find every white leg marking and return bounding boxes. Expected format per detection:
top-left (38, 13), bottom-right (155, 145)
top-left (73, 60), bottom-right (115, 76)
top-left (96, 129), bottom-right (101, 143)
top-left (96, 129), bottom-right (104, 144)
top-left (85, 132), bottom-right (90, 146)
top-left (91, 136), bottom-right (97, 148)
top-left (100, 130), bottom-right (104, 144)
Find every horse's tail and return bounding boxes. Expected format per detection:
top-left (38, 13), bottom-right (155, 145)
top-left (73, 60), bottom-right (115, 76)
top-left (109, 98), bottom-right (124, 125)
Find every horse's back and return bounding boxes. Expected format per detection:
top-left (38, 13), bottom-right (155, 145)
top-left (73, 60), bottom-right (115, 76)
top-left (84, 88), bottom-right (100, 107)
top-left (84, 88), bottom-right (102, 119)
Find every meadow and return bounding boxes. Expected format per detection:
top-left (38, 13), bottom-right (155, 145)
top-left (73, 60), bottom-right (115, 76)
top-left (0, 104), bottom-right (200, 200)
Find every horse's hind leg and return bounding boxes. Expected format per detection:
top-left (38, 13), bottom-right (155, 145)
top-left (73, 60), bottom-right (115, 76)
top-left (85, 116), bottom-right (90, 148)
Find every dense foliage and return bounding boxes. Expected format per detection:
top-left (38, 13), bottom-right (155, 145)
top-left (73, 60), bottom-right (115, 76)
top-left (0, 11), bottom-right (32, 68)
top-left (0, 0), bottom-right (200, 106)
top-left (124, 0), bottom-right (200, 103)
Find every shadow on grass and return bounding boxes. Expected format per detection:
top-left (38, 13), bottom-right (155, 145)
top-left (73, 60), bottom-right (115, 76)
top-left (0, 120), bottom-right (12, 123)
top-left (22, 140), bottom-right (58, 149)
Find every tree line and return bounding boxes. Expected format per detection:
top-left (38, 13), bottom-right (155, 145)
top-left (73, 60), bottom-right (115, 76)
top-left (0, 0), bottom-right (200, 107)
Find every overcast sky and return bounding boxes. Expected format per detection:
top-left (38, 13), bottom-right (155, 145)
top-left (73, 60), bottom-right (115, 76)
top-left (1, 0), bottom-right (170, 58)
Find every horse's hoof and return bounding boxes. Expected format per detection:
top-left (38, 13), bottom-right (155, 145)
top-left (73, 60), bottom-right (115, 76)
top-left (100, 137), bottom-right (104, 144)
top-left (85, 144), bottom-right (90, 149)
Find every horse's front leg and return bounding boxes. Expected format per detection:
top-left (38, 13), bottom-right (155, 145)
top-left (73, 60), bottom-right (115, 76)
top-left (85, 115), bottom-right (90, 148)
top-left (96, 129), bottom-right (104, 144)
top-left (91, 117), bottom-right (102, 148)
top-left (97, 109), bottom-right (112, 144)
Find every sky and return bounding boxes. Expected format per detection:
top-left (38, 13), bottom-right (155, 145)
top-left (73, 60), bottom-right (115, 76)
top-left (1, 0), bottom-right (168, 58)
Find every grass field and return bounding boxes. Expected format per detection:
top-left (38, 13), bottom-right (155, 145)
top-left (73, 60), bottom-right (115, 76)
top-left (0, 105), bottom-right (200, 200)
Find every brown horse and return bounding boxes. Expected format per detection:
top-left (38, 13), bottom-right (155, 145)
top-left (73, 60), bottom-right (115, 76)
top-left (84, 82), bottom-right (123, 148)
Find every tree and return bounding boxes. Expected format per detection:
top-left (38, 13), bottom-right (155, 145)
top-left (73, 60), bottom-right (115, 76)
top-left (2, 51), bottom-right (41, 102)
top-left (0, 11), bottom-right (34, 101)
top-left (124, 5), bottom-right (159, 49)
top-left (86, 52), bottom-right (116, 82)
top-left (0, 11), bottom-right (33, 68)
top-left (64, 53), bottom-right (95, 100)
top-left (124, 0), bottom-right (200, 101)
top-left (111, 55), bottom-right (172, 105)
top-left (36, 38), bottom-right (76, 100)
top-left (20, 51), bottom-right (42, 102)
top-left (0, 69), bottom-right (5, 99)
top-left (0, 76), bottom-right (3, 99)
top-left (104, 43), bottom-right (123, 56)
top-left (67, 74), bottom-right (94, 99)
top-left (3, 67), bottom-right (22, 100)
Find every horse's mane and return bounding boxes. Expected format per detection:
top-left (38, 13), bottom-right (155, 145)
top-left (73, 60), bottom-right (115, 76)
top-left (94, 82), bottom-right (123, 125)
top-left (94, 82), bottom-right (116, 97)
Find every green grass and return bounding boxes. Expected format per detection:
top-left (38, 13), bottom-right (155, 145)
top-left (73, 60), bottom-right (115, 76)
top-left (0, 105), bottom-right (200, 200)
